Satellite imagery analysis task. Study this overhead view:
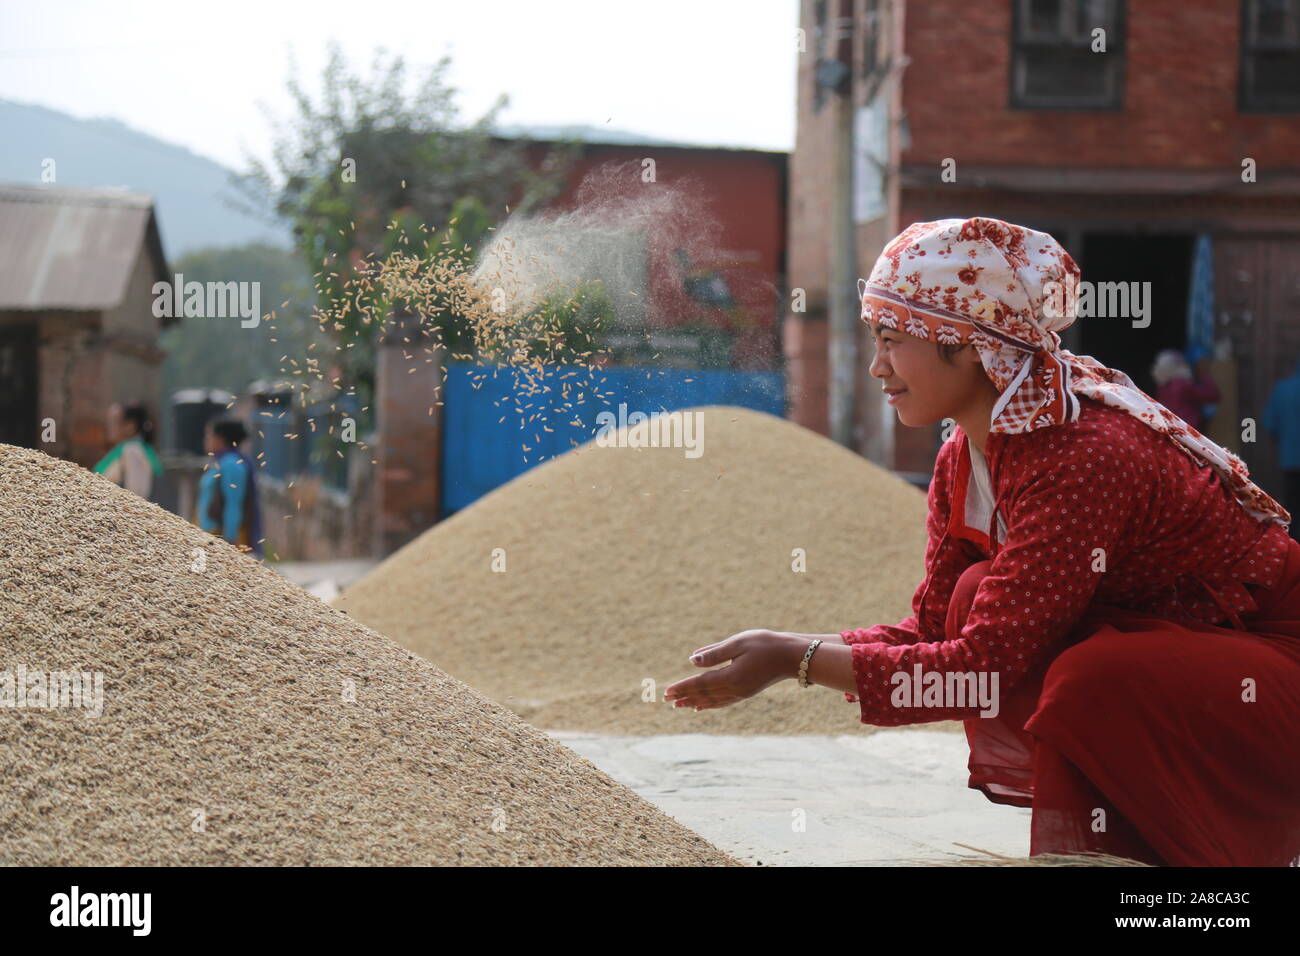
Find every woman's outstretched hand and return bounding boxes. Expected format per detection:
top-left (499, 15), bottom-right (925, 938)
top-left (663, 630), bottom-right (807, 711)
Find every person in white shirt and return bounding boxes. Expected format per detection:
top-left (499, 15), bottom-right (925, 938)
top-left (93, 401), bottom-right (162, 501)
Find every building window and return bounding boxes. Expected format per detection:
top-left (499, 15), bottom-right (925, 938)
top-left (1241, 0), bottom-right (1300, 111)
top-left (1010, 0), bottom-right (1125, 109)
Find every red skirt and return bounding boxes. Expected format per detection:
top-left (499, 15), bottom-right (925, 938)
top-left (954, 538), bottom-right (1300, 866)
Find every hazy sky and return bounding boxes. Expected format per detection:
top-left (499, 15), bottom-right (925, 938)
top-left (0, 0), bottom-right (799, 170)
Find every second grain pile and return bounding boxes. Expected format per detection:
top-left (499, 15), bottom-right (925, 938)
top-left (337, 405), bottom-right (956, 735)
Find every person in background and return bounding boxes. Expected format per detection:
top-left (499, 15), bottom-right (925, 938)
top-left (1264, 357), bottom-right (1300, 543)
top-left (94, 401), bottom-right (162, 501)
top-left (1152, 348), bottom-right (1219, 432)
top-left (198, 418), bottom-right (263, 557)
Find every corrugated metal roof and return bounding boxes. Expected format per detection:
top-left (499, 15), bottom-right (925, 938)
top-left (494, 125), bottom-right (790, 154)
top-left (0, 183), bottom-right (170, 312)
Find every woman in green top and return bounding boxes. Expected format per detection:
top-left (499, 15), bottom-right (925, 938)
top-left (93, 401), bottom-right (162, 501)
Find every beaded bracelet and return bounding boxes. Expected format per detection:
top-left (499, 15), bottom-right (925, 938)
top-left (797, 639), bottom-right (823, 688)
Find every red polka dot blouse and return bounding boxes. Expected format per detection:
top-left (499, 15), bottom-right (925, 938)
top-left (840, 397), bottom-right (1292, 725)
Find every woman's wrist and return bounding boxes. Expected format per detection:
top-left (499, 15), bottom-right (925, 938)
top-left (774, 632), bottom-right (835, 681)
top-left (805, 642), bottom-right (858, 695)
top-left (770, 632), bottom-right (858, 695)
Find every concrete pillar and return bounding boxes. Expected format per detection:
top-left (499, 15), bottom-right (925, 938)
top-left (375, 312), bottom-right (444, 556)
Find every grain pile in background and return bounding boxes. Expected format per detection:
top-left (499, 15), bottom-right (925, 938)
top-left (0, 445), bottom-right (736, 866)
top-left (338, 405), bottom-right (956, 735)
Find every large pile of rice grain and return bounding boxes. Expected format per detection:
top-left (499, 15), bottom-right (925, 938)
top-left (338, 405), bottom-right (956, 735)
top-left (0, 444), bottom-right (736, 866)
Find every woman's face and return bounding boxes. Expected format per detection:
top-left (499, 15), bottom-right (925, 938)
top-left (868, 322), bottom-right (989, 427)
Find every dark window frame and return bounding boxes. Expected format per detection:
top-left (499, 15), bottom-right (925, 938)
top-left (1009, 0), bottom-right (1127, 111)
top-left (1239, 0), bottom-right (1300, 112)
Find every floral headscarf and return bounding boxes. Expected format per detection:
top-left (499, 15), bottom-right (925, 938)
top-left (859, 216), bottom-right (1290, 529)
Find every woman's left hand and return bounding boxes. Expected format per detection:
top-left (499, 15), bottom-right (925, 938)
top-left (662, 630), bottom-right (803, 711)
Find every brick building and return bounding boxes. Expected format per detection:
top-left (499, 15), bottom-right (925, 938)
top-left (789, 0), bottom-right (1300, 491)
top-left (0, 185), bottom-right (172, 467)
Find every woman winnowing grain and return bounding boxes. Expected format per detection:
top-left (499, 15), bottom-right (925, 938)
top-left (663, 217), bottom-right (1300, 867)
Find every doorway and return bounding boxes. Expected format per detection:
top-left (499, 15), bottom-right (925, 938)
top-left (1075, 233), bottom-right (1195, 395)
top-left (0, 323), bottom-right (38, 448)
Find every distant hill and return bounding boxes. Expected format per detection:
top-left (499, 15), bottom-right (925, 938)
top-left (0, 99), bottom-right (291, 258)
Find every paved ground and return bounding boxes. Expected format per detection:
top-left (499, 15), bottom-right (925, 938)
top-left (549, 729), bottom-right (1034, 866)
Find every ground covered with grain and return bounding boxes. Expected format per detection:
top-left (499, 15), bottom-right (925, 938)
top-left (337, 405), bottom-right (963, 735)
top-left (0, 444), bottom-right (737, 866)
